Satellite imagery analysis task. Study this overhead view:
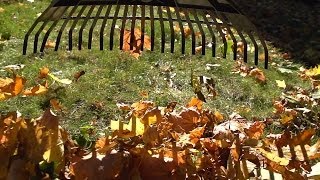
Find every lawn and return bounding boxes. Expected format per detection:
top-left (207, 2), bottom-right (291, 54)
top-left (0, 0), bottom-right (319, 179)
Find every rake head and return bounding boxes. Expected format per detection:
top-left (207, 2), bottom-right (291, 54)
top-left (23, 0), bottom-right (268, 68)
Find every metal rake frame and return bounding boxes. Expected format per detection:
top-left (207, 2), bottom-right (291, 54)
top-left (23, 0), bottom-right (269, 68)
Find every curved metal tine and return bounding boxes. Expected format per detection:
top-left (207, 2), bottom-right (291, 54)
top-left (200, 11), bottom-right (216, 57)
top-left (181, 8), bottom-right (196, 55)
top-left (68, 6), bottom-right (87, 51)
top-left (218, 12), bottom-right (248, 62)
top-left (157, 6), bottom-right (165, 53)
top-left (209, 9), bottom-right (237, 60)
top-left (165, 6), bottom-right (175, 53)
top-left (78, 5), bottom-right (96, 50)
top-left (247, 31), bottom-right (259, 66)
top-left (206, 10), bottom-right (227, 58)
top-left (23, 4), bottom-right (54, 54)
top-left (33, 7), bottom-right (61, 54)
top-left (99, 5), bottom-right (112, 50)
top-left (88, 5), bottom-right (104, 49)
top-left (227, 0), bottom-right (268, 68)
top-left (55, 5), bottom-right (79, 51)
top-left (40, 7), bottom-right (69, 53)
top-left (149, 6), bottom-right (155, 51)
top-left (140, 5), bottom-right (146, 51)
top-left (109, 4), bottom-right (121, 50)
top-left (173, 6), bottom-right (186, 54)
top-left (119, 5), bottom-right (129, 50)
top-left (190, 9), bottom-right (206, 55)
top-left (130, 5), bottom-right (138, 50)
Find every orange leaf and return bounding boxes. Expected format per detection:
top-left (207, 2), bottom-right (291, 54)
top-left (95, 137), bottom-right (117, 154)
top-left (249, 68), bottom-right (266, 84)
top-left (121, 28), bottom-right (151, 59)
top-left (45, 40), bottom-right (56, 49)
top-left (186, 97), bottom-right (203, 111)
top-left (50, 99), bottom-right (63, 111)
top-left (39, 67), bottom-right (49, 79)
top-left (23, 84), bottom-right (48, 96)
top-left (189, 126), bottom-right (205, 145)
top-left (290, 129), bottom-right (315, 146)
top-left (245, 121), bottom-right (265, 139)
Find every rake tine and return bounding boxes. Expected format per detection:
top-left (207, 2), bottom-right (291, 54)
top-left (157, 6), bottom-right (165, 53)
top-left (140, 5), bottom-right (146, 51)
top-left (88, 5), bottom-right (104, 49)
top-left (201, 11), bottom-right (216, 57)
top-left (247, 31), bottom-right (259, 65)
top-left (109, 4), bottom-right (121, 50)
top-left (40, 7), bottom-right (69, 53)
top-left (190, 9), bottom-right (206, 55)
top-left (182, 8), bottom-right (196, 55)
top-left (206, 10), bottom-right (227, 58)
top-left (34, 7), bottom-right (61, 53)
top-left (99, 5), bottom-right (112, 50)
top-left (165, 6), bottom-right (175, 53)
top-left (119, 5), bottom-right (129, 50)
top-left (78, 5), bottom-right (95, 50)
top-left (23, 4), bottom-right (52, 55)
top-left (130, 5), bottom-right (138, 51)
top-left (211, 10), bottom-right (237, 60)
top-left (227, 0), bottom-right (268, 68)
top-left (55, 5), bottom-right (79, 51)
top-left (219, 13), bottom-right (248, 62)
top-left (173, 6), bottom-right (186, 54)
top-left (68, 6), bottom-right (86, 51)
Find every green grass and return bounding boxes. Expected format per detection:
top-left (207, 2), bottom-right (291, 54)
top-left (0, 0), bottom-right (312, 135)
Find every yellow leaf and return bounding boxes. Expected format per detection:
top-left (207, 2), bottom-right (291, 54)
top-left (257, 148), bottom-right (290, 166)
top-left (306, 65), bottom-right (320, 77)
top-left (280, 114), bottom-right (294, 124)
top-left (48, 73), bottom-right (72, 85)
top-left (276, 80), bottom-right (286, 89)
top-left (0, 7), bottom-right (4, 13)
top-left (110, 116), bottom-right (145, 138)
top-left (23, 85), bottom-right (48, 96)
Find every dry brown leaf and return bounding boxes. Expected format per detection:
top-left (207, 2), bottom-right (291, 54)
top-left (95, 137), bottom-right (117, 154)
top-left (249, 68), bottom-right (266, 84)
top-left (122, 28), bottom-right (151, 59)
top-left (131, 101), bottom-right (154, 117)
top-left (73, 70), bottom-right (85, 82)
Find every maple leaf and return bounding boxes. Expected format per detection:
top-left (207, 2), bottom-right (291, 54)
top-left (23, 84), bottom-right (48, 96)
top-left (38, 67), bottom-right (49, 79)
top-left (121, 28), bottom-right (151, 59)
top-left (0, 75), bottom-right (26, 101)
top-left (95, 137), bottom-right (117, 154)
top-left (70, 151), bottom-right (131, 179)
top-left (0, 112), bottom-right (25, 179)
top-left (186, 97), bottom-right (203, 111)
top-left (305, 65), bottom-right (320, 78)
top-left (249, 68), bottom-right (266, 84)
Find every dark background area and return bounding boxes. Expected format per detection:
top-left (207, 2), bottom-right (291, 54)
top-left (234, 0), bottom-right (320, 66)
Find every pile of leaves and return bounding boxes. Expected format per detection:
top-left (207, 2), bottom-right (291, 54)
top-left (1, 66), bottom-right (320, 179)
top-left (1, 97), bottom-right (320, 179)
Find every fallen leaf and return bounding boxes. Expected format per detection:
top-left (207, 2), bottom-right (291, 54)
top-left (45, 40), bottom-right (55, 48)
top-left (23, 84), bottom-right (48, 96)
top-left (48, 73), bottom-right (72, 85)
top-left (276, 80), bottom-right (286, 89)
top-left (50, 99), bottom-right (63, 111)
top-left (249, 68), bottom-right (266, 84)
top-left (122, 28), bottom-right (151, 59)
top-left (73, 70), bottom-right (85, 82)
top-left (39, 67), bottom-right (49, 79)
top-left (186, 97), bottom-right (203, 111)
top-left (0, 7), bottom-right (4, 13)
